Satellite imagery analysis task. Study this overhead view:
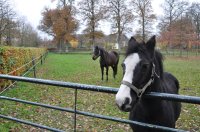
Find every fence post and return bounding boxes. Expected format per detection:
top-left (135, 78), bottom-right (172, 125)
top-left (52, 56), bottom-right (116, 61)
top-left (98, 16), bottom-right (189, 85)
top-left (74, 88), bottom-right (77, 132)
top-left (32, 57), bottom-right (36, 78)
top-left (196, 49), bottom-right (198, 56)
top-left (40, 54), bottom-right (43, 65)
top-left (44, 52), bottom-right (48, 61)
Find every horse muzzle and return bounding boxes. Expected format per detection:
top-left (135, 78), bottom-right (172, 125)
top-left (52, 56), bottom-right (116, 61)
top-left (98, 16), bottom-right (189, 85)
top-left (117, 104), bottom-right (132, 112)
top-left (115, 97), bottom-right (132, 112)
top-left (92, 55), bottom-right (98, 60)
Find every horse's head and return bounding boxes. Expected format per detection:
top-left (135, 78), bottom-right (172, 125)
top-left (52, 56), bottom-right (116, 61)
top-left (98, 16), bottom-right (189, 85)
top-left (116, 35), bottom-right (159, 112)
top-left (92, 46), bottom-right (100, 60)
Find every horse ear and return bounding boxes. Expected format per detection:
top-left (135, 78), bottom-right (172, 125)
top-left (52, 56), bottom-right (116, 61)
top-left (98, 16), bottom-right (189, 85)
top-left (129, 37), bottom-right (136, 42)
top-left (128, 37), bottom-right (137, 46)
top-left (146, 35), bottom-right (156, 49)
top-left (146, 35), bottom-right (156, 57)
top-left (94, 46), bottom-right (98, 50)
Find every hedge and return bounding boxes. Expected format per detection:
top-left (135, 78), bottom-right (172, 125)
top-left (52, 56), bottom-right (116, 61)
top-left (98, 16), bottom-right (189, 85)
top-left (0, 46), bottom-right (47, 91)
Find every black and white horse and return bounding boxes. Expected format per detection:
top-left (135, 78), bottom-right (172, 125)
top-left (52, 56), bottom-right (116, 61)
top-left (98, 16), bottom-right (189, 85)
top-left (92, 46), bottom-right (119, 81)
top-left (115, 36), bottom-right (181, 132)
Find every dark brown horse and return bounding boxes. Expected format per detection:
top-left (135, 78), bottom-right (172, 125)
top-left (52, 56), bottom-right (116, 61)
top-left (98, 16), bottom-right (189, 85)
top-left (92, 46), bottom-right (119, 81)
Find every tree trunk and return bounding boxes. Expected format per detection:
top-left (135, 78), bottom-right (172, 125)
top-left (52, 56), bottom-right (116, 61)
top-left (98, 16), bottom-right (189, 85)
top-left (117, 32), bottom-right (121, 53)
top-left (142, 15), bottom-right (145, 42)
top-left (57, 39), bottom-right (65, 53)
top-left (0, 33), bottom-right (2, 45)
top-left (117, 4), bottom-right (121, 53)
top-left (91, 0), bottom-right (95, 49)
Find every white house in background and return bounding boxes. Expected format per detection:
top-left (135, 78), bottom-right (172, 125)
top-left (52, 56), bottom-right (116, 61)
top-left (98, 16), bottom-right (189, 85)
top-left (76, 33), bottom-right (129, 49)
top-left (112, 43), bottom-right (119, 49)
top-left (102, 34), bottom-right (128, 49)
top-left (112, 40), bottom-right (127, 49)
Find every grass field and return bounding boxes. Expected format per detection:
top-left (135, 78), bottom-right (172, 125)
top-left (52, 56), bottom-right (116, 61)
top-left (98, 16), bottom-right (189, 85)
top-left (0, 53), bottom-right (200, 132)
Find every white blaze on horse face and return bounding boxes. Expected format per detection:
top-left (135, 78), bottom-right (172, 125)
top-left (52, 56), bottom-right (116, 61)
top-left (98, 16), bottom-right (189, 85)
top-left (116, 53), bottom-right (140, 109)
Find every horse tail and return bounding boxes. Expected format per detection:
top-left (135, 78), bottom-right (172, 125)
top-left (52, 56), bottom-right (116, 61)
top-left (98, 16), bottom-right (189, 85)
top-left (113, 51), bottom-right (119, 75)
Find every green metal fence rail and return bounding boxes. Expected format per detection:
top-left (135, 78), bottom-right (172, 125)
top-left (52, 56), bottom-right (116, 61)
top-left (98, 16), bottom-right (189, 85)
top-left (1, 74), bottom-right (200, 131)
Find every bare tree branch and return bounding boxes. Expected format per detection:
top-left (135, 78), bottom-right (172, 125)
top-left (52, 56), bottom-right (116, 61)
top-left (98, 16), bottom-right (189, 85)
top-left (130, 0), bottom-right (156, 41)
top-left (78, 0), bottom-right (106, 47)
top-left (107, 0), bottom-right (134, 52)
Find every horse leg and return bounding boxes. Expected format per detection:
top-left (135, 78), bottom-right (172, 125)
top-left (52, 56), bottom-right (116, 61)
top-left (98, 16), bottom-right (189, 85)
top-left (106, 67), bottom-right (108, 81)
top-left (101, 66), bottom-right (104, 80)
top-left (115, 64), bottom-right (118, 76)
top-left (112, 66), bottom-right (115, 79)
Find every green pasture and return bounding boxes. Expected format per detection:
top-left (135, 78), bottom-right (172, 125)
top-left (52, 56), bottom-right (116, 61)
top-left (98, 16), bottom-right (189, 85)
top-left (0, 53), bottom-right (200, 132)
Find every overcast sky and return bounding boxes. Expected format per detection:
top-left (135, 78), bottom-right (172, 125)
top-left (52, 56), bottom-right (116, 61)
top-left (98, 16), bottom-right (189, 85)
top-left (12, 0), bottom-right (198, 38)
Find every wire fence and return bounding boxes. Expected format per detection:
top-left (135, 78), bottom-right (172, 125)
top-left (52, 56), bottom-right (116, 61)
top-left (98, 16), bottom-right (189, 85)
top-left (160, 49), bottom-right (200, 57)
top-left (0, 74), bottom-right (200, 132)
top-left (0, 52), bottom-right (48, 95)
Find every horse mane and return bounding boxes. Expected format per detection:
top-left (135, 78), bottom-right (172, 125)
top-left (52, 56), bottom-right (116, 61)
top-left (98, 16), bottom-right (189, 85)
top-left (97, 46), bottom-right (108, 55)
top-left (154, 50), bottom-right (164, 79)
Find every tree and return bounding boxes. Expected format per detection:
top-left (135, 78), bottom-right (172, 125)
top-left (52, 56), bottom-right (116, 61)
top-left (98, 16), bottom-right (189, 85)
top-left (160, 0), bottom-right (188, 29)
top-left (16, 17), bottom-right (27, 46)
top-left (159, 15), bottom-right (197, 51)
top-left (4, 18), bottom-right (16, 46)
top-left (38, 6), bottom-right (78, 52)
top-left (10, 17), bottom-right (42, 47)
top-left (0, 0), bottom-right (15, 45)
top-left (158, 0), bottom-right (188, 47)
top-left (83, 28), bottom-right (104, 40)
top-left (172, 16), bottom-right (195, 48)
top-left (4, 7), bottom-right (16, 46)
top-left (1, 0), bottom-right (45, 47)
top-left (130, 0), bottom-right (156, 41)
top-left (108, 0), bottom-right (134, 52)
top-left (57, 0), bottom-right (74, 8)
top-left (78, 0), bottom-right (106, 47)
top-left (188, 2), bottom-right (200, 40)
top-left (51, 0), bottom-right (74, 7)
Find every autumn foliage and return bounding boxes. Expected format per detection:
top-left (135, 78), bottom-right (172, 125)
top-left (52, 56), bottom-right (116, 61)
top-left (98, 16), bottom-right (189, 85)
top-left (158, 16), bottom-right (200, 49)
top-left (0, 47), bottom-right (47, 90)
top-left (39, 6), bottom-right (78, 50)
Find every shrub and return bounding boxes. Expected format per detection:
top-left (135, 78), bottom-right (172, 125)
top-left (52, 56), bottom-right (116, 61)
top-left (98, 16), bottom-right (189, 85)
top-left (0, 46), bottom-right (47, 90)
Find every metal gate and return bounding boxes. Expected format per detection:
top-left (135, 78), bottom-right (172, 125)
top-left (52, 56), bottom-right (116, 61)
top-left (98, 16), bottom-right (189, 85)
top-left (0, 74), bottom-right (200, 132)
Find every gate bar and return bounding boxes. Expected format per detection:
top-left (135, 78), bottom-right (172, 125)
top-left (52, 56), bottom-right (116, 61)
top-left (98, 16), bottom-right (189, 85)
top-left (0, 74), bottom-right (117, 93)
top-left (0, 74), bottom-right (200, 104)
top-left (0, 96), bottom-right (187, 132)
top-left (145, 92), bottom-right (200, 104)
top-left (0, 114), bottom-right (64, 132)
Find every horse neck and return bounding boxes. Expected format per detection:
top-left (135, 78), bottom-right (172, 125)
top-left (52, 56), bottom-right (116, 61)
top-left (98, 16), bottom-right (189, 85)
top-left (99, 48), bottom-right (108, 59)
top-left (149, 77), bottom-right (162, 92)
top-left (153, 51), bottom-right (163, 79)
top-left (142, 78), bottom-right (164, 112)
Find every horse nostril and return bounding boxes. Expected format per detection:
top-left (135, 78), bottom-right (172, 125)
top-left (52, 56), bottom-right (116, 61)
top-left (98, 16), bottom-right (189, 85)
top-left (124, 97), bottom-right (130, 105)
top-left (120, 97), bottom-right (130, 110)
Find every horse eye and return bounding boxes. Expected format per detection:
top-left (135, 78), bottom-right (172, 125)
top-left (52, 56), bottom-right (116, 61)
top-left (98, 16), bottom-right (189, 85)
top-left (121, 63), bottom-right (125, 68)
top-left (141, 63), bottom-right (149, 70)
